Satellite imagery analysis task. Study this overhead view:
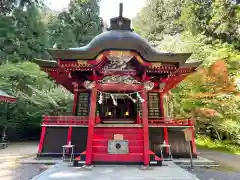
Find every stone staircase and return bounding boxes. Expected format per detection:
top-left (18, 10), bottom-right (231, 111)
top-left (74, 127), bottom-right (161, 166)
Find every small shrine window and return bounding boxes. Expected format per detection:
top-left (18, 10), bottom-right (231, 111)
top-left (78, 92), bottom-right (90, 116)
top-left (148, 92), bottom-right (161, 119)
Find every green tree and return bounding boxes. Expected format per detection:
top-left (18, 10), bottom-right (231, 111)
top-left (13, 5), bottom-right (49, 60)
top-left (48, 0), bottom-right (102, 49)
top-left (133, 0), bottom-right (240, 143)
top-left (133, 0), bottom-right (184, 41)
top-left (0, 62), bottom-right (73, 140)
top-left (0, 1), bottom-right (49, 62)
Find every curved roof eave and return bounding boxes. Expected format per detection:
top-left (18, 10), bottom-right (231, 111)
top-left (180, 61), bottom-right (202, 69)
top-left (33, 59), bottom-right (58, 68)
top-left (47, 48), bottom-right (191, 65)
top-left (47, 30), bottom-right (191, 65)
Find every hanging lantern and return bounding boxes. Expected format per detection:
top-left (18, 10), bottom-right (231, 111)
top-left (110, 94), bottom-right (118, 106)
top-left (98, 92), bottom-right (103, 104)
top-left (137, 92), bottom-right (145, 103)
top-left (127, 94), bottom-right (137, 103)
top-left (108, 111), bottom-right (112, 116)
top-left (125, 111), bottom-right (129, 116)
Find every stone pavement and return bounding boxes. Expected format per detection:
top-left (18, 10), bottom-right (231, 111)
top-left (198, 148), bottom-right (240, 171)
top-left (0, 141), bottom-right (42, 180)
top-left (31, 161), bottom-right (200, 180)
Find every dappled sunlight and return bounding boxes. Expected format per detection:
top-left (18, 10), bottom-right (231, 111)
top-left (49, 171), bottom-right (92, 178)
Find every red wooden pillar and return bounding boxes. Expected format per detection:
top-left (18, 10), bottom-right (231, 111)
top-left (38, 116), bottom-right (48, 153)
top-left (66, 87), bottom-right (79, 146)
top-left (191, 127), bottom-right (197, 154)
top-left (141, 90), bottom-right (150, 166)
top-left (67, 126), bottom-right (73, 145)
top-left (163, 127), bottom-right (169, 154)
top-left (188, 120), bottom-right (197, 154)
top-left (85, 87), bottom-right (97, 165)
top-left (38, 125), bottom-right (46, 153)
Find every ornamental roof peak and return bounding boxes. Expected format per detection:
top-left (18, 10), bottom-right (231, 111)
top-left (107, 3), bottom-right (133, 31)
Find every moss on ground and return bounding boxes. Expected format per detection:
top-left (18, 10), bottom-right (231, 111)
top-left (196, 136), bottom-right (240, 155)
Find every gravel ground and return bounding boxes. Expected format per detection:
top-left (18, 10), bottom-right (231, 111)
top-left (184, 166), bottom-right (240, 180)
top-left (0, 142), bottom-right (49, 180)
top-left (0, 158), bottom-right (50, 180)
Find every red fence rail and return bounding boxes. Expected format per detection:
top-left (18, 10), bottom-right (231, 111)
top-left (43, 116), bottom-right (89, 125)
top-left (42, 116), bottom-right (193, 126)
top-left (148, 118), bottom-right (193, 126)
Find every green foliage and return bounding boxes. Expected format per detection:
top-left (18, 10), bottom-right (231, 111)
top-left (134, 0), bottom-right (240, 48)
top-left (133, 0), bottom-right (184, 41)
top-left (0, 4), bottom-right (49, 63)
top-left (196, 135), bottom-right (240, 155)
top-left (13, 6), bottom-right (49, 60)
top-left (0, 62), bottom-right (73, 140)
top-left (0, 0), bottom-right (102, 140)
top-left (134, 0), bottom-right (240, 144)
top-left (48, 0), bottom-right (102, 48)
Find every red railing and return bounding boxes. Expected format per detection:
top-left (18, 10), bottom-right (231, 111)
top-left (148, 117), bottom-right (193, 126)
top-left (42, 115), bottom-right (193, 126)
top-left (43, 116), bottom-right (89, 125)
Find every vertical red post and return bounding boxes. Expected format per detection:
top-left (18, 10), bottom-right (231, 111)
top-left (95, 115), bottom-right (100, 124)
top-left (67, 126), bottom-right (73, 145)
top-left (38, 125), bottom-right (46, 153)
top-left (163, 127), bottom-right (169, 154)
top-left (136, 112), bottom-right (140, 124)
top-left (141, 90), bottom-right (150, 166)
top-left (191, 127), bottom-right (197, 154)
top-left (188, 119), bottom-right (197, 154)
top-left (85, 87), bottom-right (97, 165)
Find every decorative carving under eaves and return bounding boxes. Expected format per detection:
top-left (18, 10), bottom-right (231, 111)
top-left (105, 51), bottom-right (134, 70)
top-left (83, 80), bottom-right (96, 89)
top-left (151, 63), bottom-right (162, 68)
top-left (77, 60), bottom-right (88, 66)
top-left (143, 81), bottom-right (154, 90)
top-left (99, 75), bottom-right (140, 84)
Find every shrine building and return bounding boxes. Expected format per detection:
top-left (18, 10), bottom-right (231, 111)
top-left (34, 4), bottom-right (201, 166)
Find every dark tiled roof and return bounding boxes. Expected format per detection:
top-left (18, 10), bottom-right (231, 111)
top-left (47, 30), bottom-right (191, 65)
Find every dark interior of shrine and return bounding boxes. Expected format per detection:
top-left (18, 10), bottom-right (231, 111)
top-left (98, 94), bottom-right (137, 123)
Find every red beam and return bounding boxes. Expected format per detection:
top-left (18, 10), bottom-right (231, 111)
top-left (38, 126), bottom-right (46, 153)
top-left (141, 90), bottom-right (150, 166)
top-left (163, 75), bottom-right (188, 93)
top-left (96, 83), bottom-right (142, 92)
top-left (85, 87), bottom-right (97, 165)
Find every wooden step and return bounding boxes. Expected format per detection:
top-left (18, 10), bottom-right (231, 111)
top-left (92, 153), bottom-right (143, 162)
top-left (92, 139), bottom-right (144, 146)
top-left (93, 134), bottom-right (143, 140)
top-left (92, 146), bottom-right (143, 153)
